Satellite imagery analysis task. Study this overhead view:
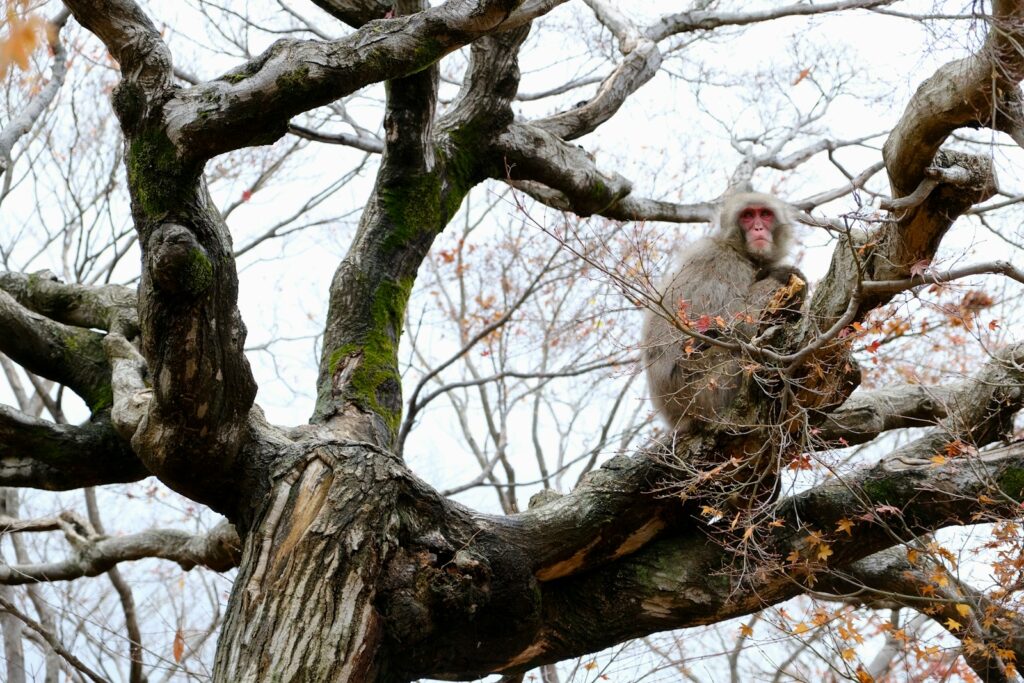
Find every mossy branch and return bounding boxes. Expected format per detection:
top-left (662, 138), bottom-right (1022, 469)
top-left (0, 406), bottom-right (146, 489)
top-left (0, 289), bottom-right (113, 413)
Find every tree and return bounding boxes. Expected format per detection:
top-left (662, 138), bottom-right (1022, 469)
top-left (1, 0), bottom-right (1024, 681)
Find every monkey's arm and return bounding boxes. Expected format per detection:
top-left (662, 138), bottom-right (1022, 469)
top-left (755, 264), bottom-right (807, 286)
top-left (747, 265), bottom-right (808, 331)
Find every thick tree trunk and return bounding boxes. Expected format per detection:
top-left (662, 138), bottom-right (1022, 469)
top-left (213, 441), bottom-right (397, 682)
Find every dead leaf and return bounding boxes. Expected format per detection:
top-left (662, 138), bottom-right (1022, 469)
top-left (173, 629), bottom-right (185, 663)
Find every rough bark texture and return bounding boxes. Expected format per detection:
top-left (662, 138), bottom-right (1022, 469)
top-left (214, 441), bottom-right (395, 681)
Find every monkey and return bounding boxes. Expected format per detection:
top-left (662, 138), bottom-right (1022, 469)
top-left (642, 191), bottom-right (805, 435)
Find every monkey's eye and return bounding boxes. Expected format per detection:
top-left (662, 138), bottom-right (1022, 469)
top-left (740, 209), bottom-right (755, 220)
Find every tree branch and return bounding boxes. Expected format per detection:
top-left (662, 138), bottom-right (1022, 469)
top-left (884, 1), bottom-right (1024, 197)
top-left (838, 548), bottom-right (1024, 683)
top-left (647, 0), bottom-right (898, 41)
top-left (0, 271), bottom-right (138, 338)
top-left (0, 520), bottom-right (240, 585)
top-left (0, 595), bottom-right (107, 683)
top-left (478, 440), bottom-right (1024, 676)
top-left (0, 406), bottom-right (145, 489)
top-left (507, 179), bottom-right (716, 223)
top-left (494, 122), bottom-right (633, 216)
top-left (165, 0), bottom-right (533, 162)
top-left (0, 290), bottom-right (111, 412)
top-left (287, 123), bottom-right (384, 153)
top-left (862, 259), bottom-right (1024, 295)
top-left (308, 0), bottom-right (390, 27)
top-left (814, 383), bottom-right (954, 447)
top-left (0, 9), bottom-right (70, 181)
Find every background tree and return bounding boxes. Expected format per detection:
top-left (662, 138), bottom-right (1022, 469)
top-left (1, 0), bottom-right (1024, 681)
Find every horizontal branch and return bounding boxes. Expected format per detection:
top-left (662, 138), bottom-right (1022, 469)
top-left (767, 133), bottom-right (884, 171)
top-left (0, 520), bottom-right (240, 585)
top-left (814, 383), bottom-right (955, 446)
top-left (0, 271), bottom-right (138, 338)
top-left (507, 179), bottom-right (716, 223)
top-left (646, 0), bottom-right (896, 41)
top-left (489, 440), bottom-right (1024, 675)
top-left (516, 75), bottom-right (604, 101)
top-left (861, 259), bottom-right (1024, 295)
top-left (166, 0), bottom-right (534, 161)
top-left (0, 406), bottom-right (146, 489)
top-left (792, 161), bottom-right (885, 211)
top-left (494, 122), bottom-right (633, 216)
top-left (287, 123), bottom-right (384, 153)
top-left (0, 289), bottom-right (112, 412)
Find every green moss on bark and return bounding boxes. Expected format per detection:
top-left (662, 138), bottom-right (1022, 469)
top-left (186, 247), bottom-right (215, 296)
top-left (998, 467), bottom-right (1024, 501)
top-left (275, 65), bottom-right (311, 96)
top-left (126, 128), bottom-right (186, 218)
top-left (327, 277), bottom-right (414, 434)
top-left (861, 476), bottom-right (902, 503)
top-left (62, 328), bottom-right (113, 413)
top-left (440, 124), bottom-right (490, 201)
top-left (380, 173), bottom-right (444, 251)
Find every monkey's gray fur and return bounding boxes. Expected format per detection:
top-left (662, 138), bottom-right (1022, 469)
top-left (642, 191), bottom-right (802, 434)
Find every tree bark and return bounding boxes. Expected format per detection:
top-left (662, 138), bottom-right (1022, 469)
top-left (214, 441), bottom-right (395, 681)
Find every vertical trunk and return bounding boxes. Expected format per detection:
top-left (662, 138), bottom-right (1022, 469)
top-left (213, 442), bottom-right (399, 682)
top-left (0, 585), bottom-right (26, 683)
top-left (0, 489), bottom-right (26, 683)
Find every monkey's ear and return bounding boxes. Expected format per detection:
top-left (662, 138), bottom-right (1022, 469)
top-left (717, 193), bottom-right (747, 234)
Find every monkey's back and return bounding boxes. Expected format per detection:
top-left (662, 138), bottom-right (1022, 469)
top-left (641, 237), bottom-right (761, 432)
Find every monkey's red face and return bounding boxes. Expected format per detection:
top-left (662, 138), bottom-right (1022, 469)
top-left (738, 205), bottom-right (775, 255)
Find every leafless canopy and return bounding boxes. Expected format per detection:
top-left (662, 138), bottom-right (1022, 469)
top-left (1, 0), bottom-right (1024, 681)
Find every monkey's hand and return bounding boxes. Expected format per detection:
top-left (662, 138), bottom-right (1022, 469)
top-left (755, 264), bottom-right (807, 287)
top-left (756, 265), bottom-right (807, 324)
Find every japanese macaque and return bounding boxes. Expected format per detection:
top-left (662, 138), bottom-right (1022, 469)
top-left (642, 191), bottom-right (805, 434)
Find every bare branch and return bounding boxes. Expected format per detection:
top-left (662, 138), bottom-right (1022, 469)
top-left (814, 383), bottom-right (954, 446)
top-left (533, 39), bottom-right (661, 141)
top-left (0, 290), bottom-right (111, 412)
top-left (516, 76), bottom-right (604, 102)
top-left (0, 521), bottom-right (240, 585)
top-left (0, 596), bottom-right (107, 683)
top-left (647, 0), bottom-right (898, 41)
top-left (792, 161), bottom-right (885, 211)
top-left (0, 271), bottom-right (138, 338)
top-left (0, 406), bottom-right (145, 489)
top-left (494, 122), bottom-right (632, 215)
top-left (507, 179), bottom-right (716, 223)
top-left (862, 259), bottom-right (1024, 295)
top-left (883, 1), bottom-right (1024, 197)
top-left (167, 0), bottom-right (542, 161)
top-left (0, 9), bottom-right (70, 181)
top-left (287, 123), bottom-right (384, 153)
